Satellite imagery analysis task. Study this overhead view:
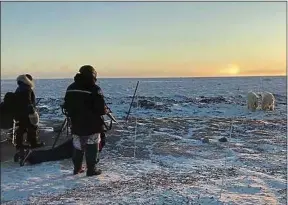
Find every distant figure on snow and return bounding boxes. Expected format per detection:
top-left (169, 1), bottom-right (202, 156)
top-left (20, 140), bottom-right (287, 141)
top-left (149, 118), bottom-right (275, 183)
top-left (261, 92), bottom-right (275, 111)
top-left (14, 74), bottom-right (45, 154)
top-left (247, 91), bottom-right (259, 111)
top-left (63, 65), bottom-right (109, 176)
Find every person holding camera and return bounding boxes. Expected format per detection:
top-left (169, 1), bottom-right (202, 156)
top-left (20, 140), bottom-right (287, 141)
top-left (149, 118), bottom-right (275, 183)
top-left (63, 65), bottom-right (109, 176)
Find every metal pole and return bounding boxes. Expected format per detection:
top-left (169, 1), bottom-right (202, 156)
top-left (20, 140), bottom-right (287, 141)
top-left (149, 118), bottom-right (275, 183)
top-left (125, 81), bottom-right (139, 122)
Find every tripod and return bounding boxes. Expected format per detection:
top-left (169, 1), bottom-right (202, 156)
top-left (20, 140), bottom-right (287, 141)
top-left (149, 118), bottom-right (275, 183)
top-left (52, 105), bottom-right (71, 149)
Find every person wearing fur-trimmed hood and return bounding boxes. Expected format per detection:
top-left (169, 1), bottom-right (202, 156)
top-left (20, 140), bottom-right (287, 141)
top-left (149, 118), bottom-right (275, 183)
top-left (14, 74), bottom-right (44, 151)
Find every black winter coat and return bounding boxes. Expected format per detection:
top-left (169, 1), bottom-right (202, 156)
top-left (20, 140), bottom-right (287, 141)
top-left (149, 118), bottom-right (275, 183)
top-left (64, 74), bottom-right (107, 136)
top-left (14, 83), bottom-right (36, 120)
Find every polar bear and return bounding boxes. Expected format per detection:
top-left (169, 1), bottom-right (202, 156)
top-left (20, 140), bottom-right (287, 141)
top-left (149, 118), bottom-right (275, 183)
top-left (247, 91), bottom-right (259, 111)
top-left (261, 92), bottom-right (275, 111)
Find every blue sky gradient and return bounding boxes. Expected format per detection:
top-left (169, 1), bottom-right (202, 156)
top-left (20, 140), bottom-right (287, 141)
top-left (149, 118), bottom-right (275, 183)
top-left (1, 2), bottom-right (286, 78)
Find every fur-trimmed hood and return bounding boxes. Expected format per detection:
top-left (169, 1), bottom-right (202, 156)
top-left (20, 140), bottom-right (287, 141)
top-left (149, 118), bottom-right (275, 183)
top-left (17, 74), bottom-right (34, 88)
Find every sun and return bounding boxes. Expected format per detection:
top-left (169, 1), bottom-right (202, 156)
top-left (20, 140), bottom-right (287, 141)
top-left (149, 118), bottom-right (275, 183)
top-left (220, 64), bottom-right (240, 76)
top-left (227, 64), bottom-right (240, 75)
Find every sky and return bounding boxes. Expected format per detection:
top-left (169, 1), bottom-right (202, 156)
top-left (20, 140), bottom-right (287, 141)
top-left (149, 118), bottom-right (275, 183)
top-left (1, 1), bottom-right (287, 79)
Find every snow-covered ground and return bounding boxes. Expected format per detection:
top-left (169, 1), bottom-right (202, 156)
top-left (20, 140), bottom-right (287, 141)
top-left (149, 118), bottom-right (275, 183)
top-left (1, 77), bottom-right (287, 204)
top-left (1, 117), bottom-right (287, 204)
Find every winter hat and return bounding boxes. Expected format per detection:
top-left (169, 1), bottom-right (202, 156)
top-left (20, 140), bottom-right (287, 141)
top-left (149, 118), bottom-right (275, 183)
top-left (16, 74), bottom-right (34, 88)
top-left (79, 65), bottom-right (97, 80)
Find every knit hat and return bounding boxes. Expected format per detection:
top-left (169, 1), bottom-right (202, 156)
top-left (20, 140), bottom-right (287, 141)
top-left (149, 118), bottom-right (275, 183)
top-left (79, 65), bottom-right (97, 79)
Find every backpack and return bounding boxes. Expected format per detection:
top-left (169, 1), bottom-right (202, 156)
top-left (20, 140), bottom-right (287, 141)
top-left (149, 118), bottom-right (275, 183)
top-left (0, 92), bottom-right (17, 129)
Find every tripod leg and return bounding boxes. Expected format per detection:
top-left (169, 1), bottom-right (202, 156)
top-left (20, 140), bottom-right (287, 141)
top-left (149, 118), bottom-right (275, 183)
top-left (66, 119), bottom-right (69, 137)
top-left (61, 119), bottom-right (67, 132)
top-left (52, 118), bottom-right (67, 149)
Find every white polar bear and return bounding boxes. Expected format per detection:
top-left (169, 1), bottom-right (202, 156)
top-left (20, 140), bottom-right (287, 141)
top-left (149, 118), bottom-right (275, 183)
top-left (261, 92), bottom-right (275, 111)
top-left (247, 91), bottom-right (259, 111)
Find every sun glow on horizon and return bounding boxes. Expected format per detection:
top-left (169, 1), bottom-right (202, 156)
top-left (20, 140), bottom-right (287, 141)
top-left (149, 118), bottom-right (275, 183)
top-left (219, 64), bottom-right (241, 76)
top-left (227, 64), bottom-right (240, 75)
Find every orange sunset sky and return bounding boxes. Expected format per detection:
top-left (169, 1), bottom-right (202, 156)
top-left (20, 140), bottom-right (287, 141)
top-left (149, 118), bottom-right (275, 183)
top-left (1, 2), bottom-right (286, 79)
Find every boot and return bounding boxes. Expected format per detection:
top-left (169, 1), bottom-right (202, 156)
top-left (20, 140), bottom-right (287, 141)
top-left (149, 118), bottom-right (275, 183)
top-left (15, 147), bottom-right (26, 165)
top-left (72, 148), bottom-right (85, 175)
top-left (14, 147), bottom-right (24, 162)
top-left (85, 144), bottom-right (102, 176)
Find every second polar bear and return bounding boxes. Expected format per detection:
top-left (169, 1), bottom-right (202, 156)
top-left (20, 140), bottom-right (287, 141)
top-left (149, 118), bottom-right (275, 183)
top-left (261, 92), bottom-right (275, 111)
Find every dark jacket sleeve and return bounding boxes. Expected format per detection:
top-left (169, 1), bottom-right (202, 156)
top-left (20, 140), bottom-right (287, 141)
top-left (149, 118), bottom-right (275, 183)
top-left (92, 86), bottom-right (107, 116)
top-left (63, 88), bottom-right (68, 110)
top-left (63, 86), bottom-right (73, 116)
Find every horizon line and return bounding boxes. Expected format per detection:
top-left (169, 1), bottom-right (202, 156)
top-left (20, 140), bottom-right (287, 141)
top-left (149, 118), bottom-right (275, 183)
top-left (1, 74), bottom-right (286, 80)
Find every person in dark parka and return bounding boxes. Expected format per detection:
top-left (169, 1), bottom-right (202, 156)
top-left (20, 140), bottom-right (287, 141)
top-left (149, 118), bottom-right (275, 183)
top-left (64, 65), bottom-right (108, 176)
top-left (14, 74), bottom-right (45, 150)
